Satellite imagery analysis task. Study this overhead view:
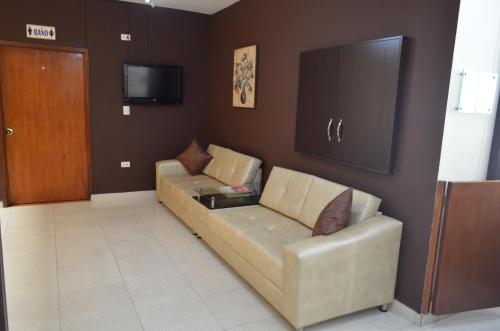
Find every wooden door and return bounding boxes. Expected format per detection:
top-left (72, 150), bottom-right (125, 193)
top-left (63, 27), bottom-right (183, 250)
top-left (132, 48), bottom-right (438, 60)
top-left (0, 45), bottom-right (90, 205)
top-left (430, 181), bottom-right (500, 315)
top-left (334, 37), bottom-right (404, 173)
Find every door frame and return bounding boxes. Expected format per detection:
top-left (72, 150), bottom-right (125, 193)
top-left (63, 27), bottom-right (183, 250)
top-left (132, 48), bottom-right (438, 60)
top-left (0, 40), bottom-right (92, 207)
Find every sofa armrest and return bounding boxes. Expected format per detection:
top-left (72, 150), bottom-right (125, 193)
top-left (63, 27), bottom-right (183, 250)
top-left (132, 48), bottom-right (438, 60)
top-left (282, 215), bottom-right (403, 328)
top-left (155, 160), bottom-right (189, 191)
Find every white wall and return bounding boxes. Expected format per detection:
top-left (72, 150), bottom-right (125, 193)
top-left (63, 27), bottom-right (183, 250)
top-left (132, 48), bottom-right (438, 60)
top-left (438, 0), bottom-right (500, 181)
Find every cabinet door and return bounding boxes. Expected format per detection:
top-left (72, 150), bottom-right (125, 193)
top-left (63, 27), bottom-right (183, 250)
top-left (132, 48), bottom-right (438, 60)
top-left (332, 37), bottom-right (403, 173)
top-left (295, 48), bottom-right (340, 158)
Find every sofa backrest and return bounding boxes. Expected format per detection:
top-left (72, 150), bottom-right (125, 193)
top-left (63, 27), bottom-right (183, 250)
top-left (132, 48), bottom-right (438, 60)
top-left (259, 167), bottom-right (314, 220)
top-left (298, 176), bottom-right (381, 228)
top-left (260, 167), bottom-right (381, 229)
top-left (203, 144), bottom-right (262, 186)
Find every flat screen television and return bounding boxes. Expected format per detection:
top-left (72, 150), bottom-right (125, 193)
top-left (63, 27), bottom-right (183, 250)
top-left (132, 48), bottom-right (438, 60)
top-left (123, 64), bottom-right (183, 105)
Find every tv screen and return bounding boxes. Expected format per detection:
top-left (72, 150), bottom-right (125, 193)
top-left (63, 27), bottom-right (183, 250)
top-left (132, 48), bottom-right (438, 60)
top-left (124, 64), bottom-right (183, 105)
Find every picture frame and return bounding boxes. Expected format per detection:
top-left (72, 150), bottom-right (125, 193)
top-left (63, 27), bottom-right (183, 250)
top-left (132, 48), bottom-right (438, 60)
top-left (233, 44), bottom-right (257, 108)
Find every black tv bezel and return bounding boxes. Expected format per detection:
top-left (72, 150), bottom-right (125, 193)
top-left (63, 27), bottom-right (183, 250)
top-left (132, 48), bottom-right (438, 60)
top-left (123, 63), bottom-right (183, 105)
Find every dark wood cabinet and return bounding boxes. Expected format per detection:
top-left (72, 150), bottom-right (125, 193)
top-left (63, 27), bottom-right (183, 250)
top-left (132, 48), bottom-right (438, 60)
top-left (295, 36), bottom-right (405, 174)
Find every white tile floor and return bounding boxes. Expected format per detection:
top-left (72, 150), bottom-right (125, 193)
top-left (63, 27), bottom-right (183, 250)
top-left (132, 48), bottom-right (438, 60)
top-left (0, 192), bottom-right (499, 331)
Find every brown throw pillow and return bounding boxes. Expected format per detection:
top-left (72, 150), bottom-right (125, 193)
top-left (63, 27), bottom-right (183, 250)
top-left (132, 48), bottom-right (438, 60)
top-left (176, 138), bottom-right (213, 175)
top-left (312, 188), bottom-right (353, 236)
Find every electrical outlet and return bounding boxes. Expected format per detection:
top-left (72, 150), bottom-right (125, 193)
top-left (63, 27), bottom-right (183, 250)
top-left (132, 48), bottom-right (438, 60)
top-left (121, 161), bottom-right (131, 168)
top-left (123, 105), bottom-right (130, 116)
top-left (121, 34), bottom-right (131, 41)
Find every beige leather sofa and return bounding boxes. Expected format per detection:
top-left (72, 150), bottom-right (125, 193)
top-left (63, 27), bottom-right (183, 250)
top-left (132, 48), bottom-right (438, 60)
top-left (156, 145), bottom-right (403, 329)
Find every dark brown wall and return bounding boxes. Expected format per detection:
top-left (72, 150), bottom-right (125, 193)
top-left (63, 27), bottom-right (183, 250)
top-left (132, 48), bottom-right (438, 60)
top-left (0, 0), bottom-right (210, 196)
top-left (0, 0), bottom-right (87, 47)
top-left (87, 0), bottom-right (210, 193)
top-left (208, 0), bottom-right (460, 311)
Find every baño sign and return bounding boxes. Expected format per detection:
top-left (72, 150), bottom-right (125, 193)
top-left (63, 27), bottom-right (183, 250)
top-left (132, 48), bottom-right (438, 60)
top-left (26, 24), bottom-right (56, 40)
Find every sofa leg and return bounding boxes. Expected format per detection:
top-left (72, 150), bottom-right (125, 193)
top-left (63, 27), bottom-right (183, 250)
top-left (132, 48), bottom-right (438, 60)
top-left (379, 304), bottom-right (389, 312)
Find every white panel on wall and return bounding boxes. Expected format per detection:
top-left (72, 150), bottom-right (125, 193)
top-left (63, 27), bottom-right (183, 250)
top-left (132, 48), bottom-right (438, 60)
top-left (438, 0), bottom-right (500, 181)
top-left (457, 70), bottom-right (498, 114)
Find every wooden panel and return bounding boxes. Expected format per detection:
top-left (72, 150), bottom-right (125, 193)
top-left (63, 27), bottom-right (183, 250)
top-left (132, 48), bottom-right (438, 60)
top-left (294, 36), bottom-right (404, 174)
top-left (334, 37), bottom-right (403, 173)
top-left (432, 181), bottom-right (500, 315)
top-left (0, 61), bottom-right (7, 205)
top-left (421, 181), bottom-right (447, 314)
top-left (0, 45), bottom-right (90, 204)
top-left (295, 47), bottom-right (340, 158)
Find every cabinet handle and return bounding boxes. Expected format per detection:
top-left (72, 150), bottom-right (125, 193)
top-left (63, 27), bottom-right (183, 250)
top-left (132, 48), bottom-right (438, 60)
top-left (336, 119), bottom-right (343, 142)
top-left (327, 118), bottom-right (333, 142)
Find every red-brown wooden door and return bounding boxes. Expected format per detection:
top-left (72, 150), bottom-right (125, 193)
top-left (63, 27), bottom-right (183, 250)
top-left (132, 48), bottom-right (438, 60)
top-left (0, 44), bottom-right (90, 205)
top-left (430, 181), bottom-right (500, 314)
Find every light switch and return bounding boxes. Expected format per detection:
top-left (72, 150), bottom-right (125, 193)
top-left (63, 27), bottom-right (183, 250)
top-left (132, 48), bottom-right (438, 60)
top-left (121, 161), bottom-right (131, 168)
top-left (121, 34), bottom-right (131, 41)
top-left (123, 105), bottom-right (130, 116)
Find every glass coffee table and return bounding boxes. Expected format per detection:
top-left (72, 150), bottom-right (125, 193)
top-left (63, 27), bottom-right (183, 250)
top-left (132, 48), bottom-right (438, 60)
top-left (193, 185), bottom-right (260, 210)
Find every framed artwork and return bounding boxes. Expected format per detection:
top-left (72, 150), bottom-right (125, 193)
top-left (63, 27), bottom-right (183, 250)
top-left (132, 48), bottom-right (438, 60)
top-left (233, 45), bottom-right (257, 108)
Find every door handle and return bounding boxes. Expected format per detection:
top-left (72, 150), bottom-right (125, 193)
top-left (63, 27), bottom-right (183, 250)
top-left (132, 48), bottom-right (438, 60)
top-left (5, 128), bottom-right (13, 136)
top-left (336, 119), bottom-right (343, 142)
top-left (327, 118), bottom-right (333, 142)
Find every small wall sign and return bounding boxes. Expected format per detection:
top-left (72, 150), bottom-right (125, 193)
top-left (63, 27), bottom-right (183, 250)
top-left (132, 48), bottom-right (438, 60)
top-left (26, 24), bottom-right (56, 40)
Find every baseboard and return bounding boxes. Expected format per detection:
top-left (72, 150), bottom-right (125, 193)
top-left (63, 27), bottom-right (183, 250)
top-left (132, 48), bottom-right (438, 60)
top-left (91, 190), bottom-right (156, 203)
top-left (0, 192), bottom-right (156, 208)
top-left (389, 300), bottom-right (449, 326)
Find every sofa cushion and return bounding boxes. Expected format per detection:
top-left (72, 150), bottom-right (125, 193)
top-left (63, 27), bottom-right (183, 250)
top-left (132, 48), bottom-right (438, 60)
top-left (160, 174), bottom-right (222, 195)
top-left (160, 174), bottom-right (224, 208)
top-left (298, 177), bottom-right (381, 228)
top-left (259, 167), bottom-right (314, 220)
top-left (209, 205), bottom-right (311, 289)
top-left (312, 188), bottom-right (352, 236)
top-left (202, 145), bottom-right (230, 180)
top-left (176, 138), bottom-right (213, 175)
top-left (203, 144), bottom-right (262, 186)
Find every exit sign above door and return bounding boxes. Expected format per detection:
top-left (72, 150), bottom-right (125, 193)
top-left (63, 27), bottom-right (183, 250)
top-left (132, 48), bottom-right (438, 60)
top-left (26, 24), bottom-right (56, 40)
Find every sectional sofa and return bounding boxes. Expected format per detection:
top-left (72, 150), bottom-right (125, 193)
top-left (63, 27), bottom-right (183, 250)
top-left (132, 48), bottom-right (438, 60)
top-left (156, 144), bottom-right (403, 329)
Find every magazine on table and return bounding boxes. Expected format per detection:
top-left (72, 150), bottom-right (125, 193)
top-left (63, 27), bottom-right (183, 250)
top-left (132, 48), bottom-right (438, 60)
top-left (218, 184), bottom-right (255, 197)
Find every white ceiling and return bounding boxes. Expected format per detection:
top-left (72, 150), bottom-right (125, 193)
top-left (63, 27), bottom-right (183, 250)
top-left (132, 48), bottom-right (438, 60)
top-left (119, 0), bottom-right (239, 15)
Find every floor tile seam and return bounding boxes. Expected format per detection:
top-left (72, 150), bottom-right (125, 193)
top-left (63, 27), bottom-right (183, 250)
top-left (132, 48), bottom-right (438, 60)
top-left (93, 202), bottom-right (147, 331)
top-left (129, 201), bottom-right (225, 325)
top-left (195, 275), bottom-right (253, 329)
top-left (1, 209), bottom-right (12, 239)
top-left (127, 200), bottom-right (187, 273)
top-left (49, 205), bottom-right (63, 331)
top-left (222, 314), bottom-right (290, 331)
top-left (148, 206), bottom-right (249, 297)
top-left (194, 289), bottom-right (227, 330)
top-left (129, 200), bottom-right (203, 287)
